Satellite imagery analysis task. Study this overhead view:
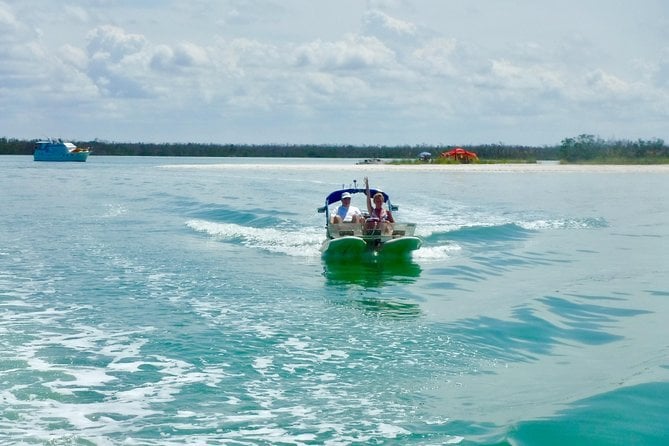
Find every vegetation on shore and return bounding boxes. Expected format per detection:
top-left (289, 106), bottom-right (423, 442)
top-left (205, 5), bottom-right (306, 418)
top-left (1, 134), bottom-right (667, 164)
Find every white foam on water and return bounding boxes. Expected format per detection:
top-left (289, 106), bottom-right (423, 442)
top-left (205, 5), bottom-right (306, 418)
top-left (407, 197), bottom-right (607, 240)
top-left (101, 203), bottom-right (128, 218)
top-left (519, 217), bottom-right (608, 230)
top-left (252, 356), bottom-right (274, 375)
top-left (47, 368), bottom-right (118, 395)
top-left (186, 218), bottom-right (323, 257)
top-left (0, 306), bottom-right (238, 444)
top-left (377, 422), bottom-right (411, 438)
top-left (413, 243), bottom-right (462, 261)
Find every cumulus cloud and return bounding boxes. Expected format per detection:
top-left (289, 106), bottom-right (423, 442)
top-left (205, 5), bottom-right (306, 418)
top-left (363, 9), bottom-right (416, 36)
top-left (221, 0), bottom-right (286, 25)
top-left (150, 42), bottom-right (210, 71)
top-left (411, 37), bottom-right (459, 76)
top-left (86, 25), bottom-right (146, 63)
top-left (84, 26), bottom-right (151, 98)
top-left (58, 44), bottom-right (88, 70)
top-left (585, 70), bottom-right (630, 95)
top-left (224, 38), bottom-right (280, 69)
top-left (577, 69), bottom-right (648, 109)
top-left (293, 35), bottom-right (396, 70)
top-left (487, 59), bottom-right (565, 92)
top-left (302, 72), bottom-right (370, 101)
top-left (0, 0), bottom-right (667, 144)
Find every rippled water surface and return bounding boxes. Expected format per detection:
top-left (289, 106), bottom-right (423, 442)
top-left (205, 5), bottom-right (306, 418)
top-left (1, 156), bottom-right (668, 445)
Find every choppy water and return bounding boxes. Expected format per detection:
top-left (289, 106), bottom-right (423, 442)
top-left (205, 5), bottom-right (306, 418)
top-left (1, 156), bottom-right (668, 445)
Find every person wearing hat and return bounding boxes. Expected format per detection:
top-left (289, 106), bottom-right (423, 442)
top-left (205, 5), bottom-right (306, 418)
top-left (331, 191), bottom-right (363, 224)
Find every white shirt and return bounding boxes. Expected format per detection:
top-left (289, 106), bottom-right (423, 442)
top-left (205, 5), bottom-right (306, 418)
top-left (334, 204), bottom-right (361, 222)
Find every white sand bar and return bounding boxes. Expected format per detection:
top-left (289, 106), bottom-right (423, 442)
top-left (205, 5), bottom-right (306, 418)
top-left (163, 161), bottom-right (669, 173)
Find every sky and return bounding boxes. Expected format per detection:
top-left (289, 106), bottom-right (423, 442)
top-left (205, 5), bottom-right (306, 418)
top-left (1, 0), bottom-right (668, 146)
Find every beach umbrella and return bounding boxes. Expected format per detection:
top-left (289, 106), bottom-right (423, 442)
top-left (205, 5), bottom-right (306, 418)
top-left (442, 147), bottom-right (467, 157)
top-left (441, 147), bottom-right (478, 162)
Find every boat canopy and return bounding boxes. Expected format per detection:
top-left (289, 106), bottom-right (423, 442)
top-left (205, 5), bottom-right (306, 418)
top-left (319, 187), bottom-right (396, 215)
top-left (325, 188), bottom-right (388, 205)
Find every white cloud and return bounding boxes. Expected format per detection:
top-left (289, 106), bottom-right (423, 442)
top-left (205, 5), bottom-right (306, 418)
top-left (363, 9), bottom-right (416, 36)
top-left (0, 0), bottom-right (667, 145)
top-left (86, 25), bottom-right (146, 63)
top-left (293, 35), bottom-right (396, 71)
top-left (411, 38), bottom-right (459, 76)
top-left (585, 70), bottom-right (631, 96)
top-left (150, 42), bottom-right (210, 72)
top-left (487, 59), bottom-right (565, 92)
top-left (57, 44), bottom-right (88, 70)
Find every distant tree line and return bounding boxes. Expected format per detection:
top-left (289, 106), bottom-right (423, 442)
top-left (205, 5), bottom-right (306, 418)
top-left (558, 134), bottom-right (668, 163)
top-left (1, 135), bottom-right (667, 163)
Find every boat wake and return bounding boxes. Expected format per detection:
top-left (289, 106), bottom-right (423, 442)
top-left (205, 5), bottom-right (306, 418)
top-left (418, 214), bottom-right (607, 240)
top-left (185, 212), bottom-right (606, 262)
top-left (186, 218), bottom-right (323, 257)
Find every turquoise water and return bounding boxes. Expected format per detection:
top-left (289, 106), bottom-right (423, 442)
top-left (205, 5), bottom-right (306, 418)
top-left (1, 156), bottom-right (668, 445)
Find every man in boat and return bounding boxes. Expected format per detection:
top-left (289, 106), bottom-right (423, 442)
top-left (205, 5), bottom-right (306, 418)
top-left (331, 192), bottom-right (363, 224)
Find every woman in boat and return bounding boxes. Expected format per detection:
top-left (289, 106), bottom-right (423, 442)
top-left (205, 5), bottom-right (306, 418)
top-left (364, 177), bottom-right (394, 233)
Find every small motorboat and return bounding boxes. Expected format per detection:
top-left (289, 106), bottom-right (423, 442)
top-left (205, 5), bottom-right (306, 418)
top-left (318, 183), bottom-right (422, 259)
top-left (33, 139), bottom-right (90, 162)
top-left (356, 158), bottom-right (383, 165)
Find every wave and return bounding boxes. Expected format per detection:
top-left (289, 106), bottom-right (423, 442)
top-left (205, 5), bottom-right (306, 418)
top-left (420, 217), bottom-right (608, 244)
top-left (518, 217), bottom-right (608, 230)
top-left (186, 219), bottom-right (323, 257)
top-left (436, 223), bottom-right (533, 243)
top-left (186, 204), bottom-right (606, 263)
top-left (505, 382), bottom-right (669, 445)
top-left (412, 244), bottom-right (461, 260)
top-left (186, 218), bottom-right (461, 262)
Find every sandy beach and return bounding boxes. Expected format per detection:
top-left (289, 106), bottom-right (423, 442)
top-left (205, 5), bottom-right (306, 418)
top-left (164, 161), bottom-right (669, 173)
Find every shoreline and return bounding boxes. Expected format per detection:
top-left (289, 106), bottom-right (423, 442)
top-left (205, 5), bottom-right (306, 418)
top-left (162, 161), bottom-right (669, 172)
top-left (5, 153), bottom-right (665, 171)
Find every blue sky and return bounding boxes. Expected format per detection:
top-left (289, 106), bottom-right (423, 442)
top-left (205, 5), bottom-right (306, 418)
top-left (1, 0), bottom-right (668, 146)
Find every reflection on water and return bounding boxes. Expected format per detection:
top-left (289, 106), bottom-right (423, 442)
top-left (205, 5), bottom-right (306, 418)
top-left (333, 296), bottom-right (422, 319)
top-left (323, 255), bottom-right (422, 287)
top-left (323, 256), bottom-right (423, 318)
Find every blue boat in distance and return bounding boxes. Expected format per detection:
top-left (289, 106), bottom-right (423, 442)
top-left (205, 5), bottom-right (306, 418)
top-left (33, 139), bottom-right (90, 162)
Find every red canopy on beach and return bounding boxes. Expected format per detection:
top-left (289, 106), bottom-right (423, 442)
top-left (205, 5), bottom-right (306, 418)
top-left (441, 147), bottom-right (478, 161)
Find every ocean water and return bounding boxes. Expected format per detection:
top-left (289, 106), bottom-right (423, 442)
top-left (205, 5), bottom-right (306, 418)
top-left (1, 155), bottom-right (668, 445)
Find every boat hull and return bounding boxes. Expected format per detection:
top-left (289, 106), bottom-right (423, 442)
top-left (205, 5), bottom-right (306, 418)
top-left (33, 140), bottom-right (90, 162)
top-left (379, 236), bottom-right (422, 256)
top-left (34, 152), bottom-right (89, 162)
top-left (319, 189), bottom-right (422, 260)
top-left (321, 236), bottom-right (368, 258)
top-left (322, 235), bottom-right (422, 259)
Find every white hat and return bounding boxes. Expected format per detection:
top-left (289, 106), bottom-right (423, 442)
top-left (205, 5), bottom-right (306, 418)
top-left (341, 192), bottom-right (352, 199)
